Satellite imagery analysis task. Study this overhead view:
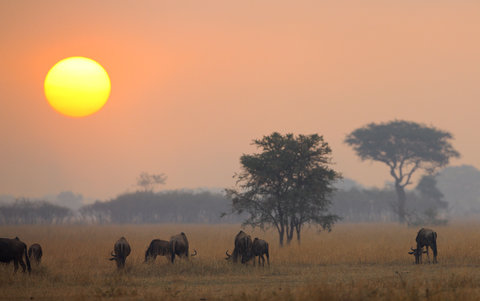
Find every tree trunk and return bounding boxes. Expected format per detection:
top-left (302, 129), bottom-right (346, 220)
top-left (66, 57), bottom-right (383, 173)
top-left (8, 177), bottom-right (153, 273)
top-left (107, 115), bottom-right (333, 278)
top-left (278, 225), bottom-right (285, 247)
top-left (395, 182), bottom-right (407, 223)
top-left (295, 223), bottom-right (302, 244)
top-left (286, 220), bottom-right (294, 245)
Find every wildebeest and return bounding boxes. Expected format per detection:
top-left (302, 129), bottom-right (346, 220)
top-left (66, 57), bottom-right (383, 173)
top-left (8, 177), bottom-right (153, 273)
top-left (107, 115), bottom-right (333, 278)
top-left (28, 243), bottom-right (43, 265)
top-left (408, 228), bottom-right (438, 264)
top-left (252, 238), bottom-right (269, 266)
top-left (145, 239), bottom-right (170, 262)
top-left (225, 230), bottom-right (253, 264)
top-left (109, 237), bottom-right (131, 268)
top-left (169, 232), bottom-right (197, 263)
top-left (0, 237), bottom-right (31, 273)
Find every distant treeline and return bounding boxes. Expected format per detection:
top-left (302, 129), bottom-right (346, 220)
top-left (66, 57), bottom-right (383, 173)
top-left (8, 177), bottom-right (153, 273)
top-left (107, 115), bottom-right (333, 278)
top-left (0, 198), bottom-right (71, 224)
top-left (0, 186), bottom-right (447, 225)
top-left (332, 187), bottom-right (447, 224)
top-left (79, 190), bottom-right (243, 224)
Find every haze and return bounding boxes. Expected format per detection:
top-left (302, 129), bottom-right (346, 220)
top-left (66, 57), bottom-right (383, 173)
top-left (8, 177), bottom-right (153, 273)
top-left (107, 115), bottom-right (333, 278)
top-left (1, 1), bottom-right (479, 201)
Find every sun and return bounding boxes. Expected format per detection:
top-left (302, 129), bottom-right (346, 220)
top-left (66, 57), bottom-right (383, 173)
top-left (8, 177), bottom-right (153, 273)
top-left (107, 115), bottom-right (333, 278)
top-left (44, 57), bottom-right (111, 117)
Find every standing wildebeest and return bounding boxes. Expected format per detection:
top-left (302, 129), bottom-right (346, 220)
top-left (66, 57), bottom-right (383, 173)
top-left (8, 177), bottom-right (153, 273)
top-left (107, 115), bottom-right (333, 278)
top-left (145, 239), bottom-right (170, 262)
top-left (408, 228), bottom-right (438, 264)
top-left (225, 230), bottom-right (253, 264)
top-left (169, 232), bottom-right (197, 263)
top-left (109, 237), bottom-right (131, 269)
top-left (28, 243), bottom-right (43, 265)
top-left (0, 237), bottom-right (31, 273)
top-left (252, 237), bottom-right (269, 266)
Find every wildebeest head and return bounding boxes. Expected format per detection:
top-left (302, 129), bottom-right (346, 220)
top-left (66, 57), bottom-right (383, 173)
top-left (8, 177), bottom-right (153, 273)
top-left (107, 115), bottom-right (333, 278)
top-left (28, 243), bottom-right (43, 265)
top-left (109, 237), bottom-right (131, 269)
top-left (408, 247), bottom-right (427, 264)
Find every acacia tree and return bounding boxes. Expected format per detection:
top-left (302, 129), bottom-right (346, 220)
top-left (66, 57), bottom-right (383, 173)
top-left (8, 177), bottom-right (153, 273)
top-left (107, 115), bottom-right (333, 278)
top-left (345, 120), bottom-right (459, 223)
top-left (226, 132), bottom-right (340, 246)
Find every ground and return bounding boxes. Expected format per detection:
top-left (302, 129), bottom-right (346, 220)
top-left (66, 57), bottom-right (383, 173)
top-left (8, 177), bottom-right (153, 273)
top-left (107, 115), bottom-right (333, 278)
top-left (1, 223), bottom-right (480, 300)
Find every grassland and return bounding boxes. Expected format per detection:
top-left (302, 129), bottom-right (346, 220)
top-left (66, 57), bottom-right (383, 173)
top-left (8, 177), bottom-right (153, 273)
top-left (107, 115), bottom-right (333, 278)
top-left (1, 223), bottom-right (480, 300)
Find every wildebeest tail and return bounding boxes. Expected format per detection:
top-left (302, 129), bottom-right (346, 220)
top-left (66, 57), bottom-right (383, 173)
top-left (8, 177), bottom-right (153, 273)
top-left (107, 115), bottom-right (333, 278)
top-left (24, 244), bottom-right (31, 273)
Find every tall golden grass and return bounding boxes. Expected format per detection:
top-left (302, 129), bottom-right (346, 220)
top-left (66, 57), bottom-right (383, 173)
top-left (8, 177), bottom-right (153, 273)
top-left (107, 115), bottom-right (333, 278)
top-left (1, 223), bottom-right (480, 300)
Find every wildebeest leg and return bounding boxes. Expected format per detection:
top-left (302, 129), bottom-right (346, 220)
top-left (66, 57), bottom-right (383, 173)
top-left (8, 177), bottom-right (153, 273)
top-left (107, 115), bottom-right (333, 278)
top-left (18, 258), bottom-right (26, 272)
top-left (260, 254), bottom-right (265, 267)
top-left (13, 259), bottom-right (19, 273)
top-left (432, 239), bottom-right (438, 264)
top-left (426, 246), bottom-right (430, 263)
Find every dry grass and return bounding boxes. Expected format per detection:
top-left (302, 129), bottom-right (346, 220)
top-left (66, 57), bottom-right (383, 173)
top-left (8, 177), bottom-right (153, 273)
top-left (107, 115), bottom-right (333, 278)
top-left (1, 223), bottom-right (480, 300)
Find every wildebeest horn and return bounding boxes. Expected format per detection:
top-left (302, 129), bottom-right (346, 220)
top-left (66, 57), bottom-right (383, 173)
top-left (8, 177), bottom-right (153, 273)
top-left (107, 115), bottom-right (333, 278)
top-left (411, 247), bottom-right (415, 251)
top-left (225, 250), bottom-right (231, 259)
top-left (111, 251), bottom-right (116, 257)
top-left (191, 249), bottom-right (198, 257)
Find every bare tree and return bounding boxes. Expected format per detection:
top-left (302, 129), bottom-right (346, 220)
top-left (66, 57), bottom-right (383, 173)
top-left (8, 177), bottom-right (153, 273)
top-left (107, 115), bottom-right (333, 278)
top-left (137, 172), bottom-right (167, 192)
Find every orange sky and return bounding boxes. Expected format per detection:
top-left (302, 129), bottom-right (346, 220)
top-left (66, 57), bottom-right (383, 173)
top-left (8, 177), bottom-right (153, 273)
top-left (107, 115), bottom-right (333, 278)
top-left (1, 1), bottom-right (479, 201)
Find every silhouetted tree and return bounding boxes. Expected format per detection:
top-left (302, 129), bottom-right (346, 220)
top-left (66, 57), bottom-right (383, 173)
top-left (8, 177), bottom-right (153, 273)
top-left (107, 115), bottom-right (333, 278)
top-left (345, 120), bottom-right (459, 223)
top-left (226, 132), bottom-right (340, 246)
top-left (436, 165), bottom-right (480, 216)
top-left (137, 172), bottom-right (167, 192)
top-left (408, 174), bottom-right (448, 225)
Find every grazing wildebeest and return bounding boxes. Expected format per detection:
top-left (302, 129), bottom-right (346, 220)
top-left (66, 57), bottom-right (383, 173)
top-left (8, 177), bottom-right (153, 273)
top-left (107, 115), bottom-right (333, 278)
top-left (252, 237), bottom-right (269, 266)
top-left (28, 243), bottom-right (43, 265)
top-left (0, 237), bottom-right (31, 273)
top-left (169, 232), bottom-right (197, 263)
top-left (145, 239), bottom-right (170, 262)
top-left (109, 237), bottom-right (131, 269)
top-left (225, 230), bottom-right (253, 264)
top-left (408, 228), bottom-right (438, 264)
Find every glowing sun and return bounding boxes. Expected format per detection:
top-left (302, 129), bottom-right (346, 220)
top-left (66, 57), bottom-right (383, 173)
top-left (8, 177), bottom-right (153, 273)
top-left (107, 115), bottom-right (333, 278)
top-left (44, 57), bottom-right (111, 117)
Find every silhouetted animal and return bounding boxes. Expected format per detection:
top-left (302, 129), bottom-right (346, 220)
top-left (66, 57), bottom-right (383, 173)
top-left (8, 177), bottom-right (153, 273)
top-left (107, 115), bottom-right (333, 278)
top-left (0, 237), bottom-right (31, 273)
top-left (28, 243), bottom-right (43, 265)
top-left (408, 228), bottom-right (438, 264)
top-left (169, 232), bottom-right (197, 263)
top-left (225, 230), bottom-right (253, 264)
top-left (252, 238), bottom-right (269, 266)
top-left (109, 237), bottom-right (131, 268)
top-left (145, 239), bottom-right (170, 262)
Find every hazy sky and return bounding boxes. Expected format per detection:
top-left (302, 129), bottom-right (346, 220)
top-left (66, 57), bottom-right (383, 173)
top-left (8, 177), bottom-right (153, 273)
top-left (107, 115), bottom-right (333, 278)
top-left (1, 1), bottom-right (479, 201)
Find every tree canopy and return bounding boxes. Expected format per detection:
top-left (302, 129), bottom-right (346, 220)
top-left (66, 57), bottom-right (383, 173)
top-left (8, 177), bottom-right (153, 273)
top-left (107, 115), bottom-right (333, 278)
top-left (345, 120), bottom-right (459, 222)
top-left (136, 172), bottom-right (167, 192)
top-left (226, 132), bottom-right (341, 246)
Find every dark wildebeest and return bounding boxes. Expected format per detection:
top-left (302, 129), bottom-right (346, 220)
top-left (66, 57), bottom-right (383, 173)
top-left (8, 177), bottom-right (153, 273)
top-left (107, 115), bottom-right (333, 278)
top-left (0, 237), bottom-right (31, 273)
top-left (169, 232), bottom-right (197, 263)
top-left (144, 239), bottom-right (170, 262)
top-left (28, 243), bottom-right (43, 265)
top-left (109, 237), bottom-right (131, 269)
top-left (408, 228), bottom-right (438, 264)
top-left (252, 237), bottom-right (269, 266)
top-left (225, 230), bottom-right (253, 264)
